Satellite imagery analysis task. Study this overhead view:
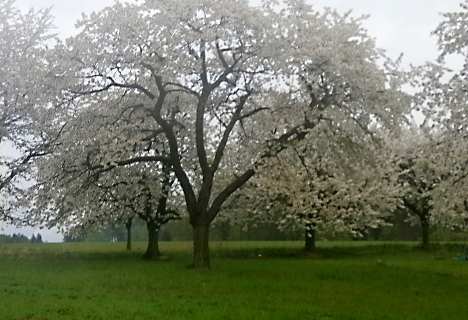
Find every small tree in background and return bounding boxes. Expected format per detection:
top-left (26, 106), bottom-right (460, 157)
top-left (240, 125), bottom-right (399, 252)
top-left (387, 125), bottom-right (468, 250)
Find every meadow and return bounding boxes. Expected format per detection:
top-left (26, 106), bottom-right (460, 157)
top-left (0, 241), bottom-right (467, 319)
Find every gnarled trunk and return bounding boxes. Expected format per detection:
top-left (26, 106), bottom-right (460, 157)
top-left (142, 221), bottom-right (160, 259)
top-left (193, 223), bottom-right (210, 269)
top-left (305, 226), bottom-right (316, 253)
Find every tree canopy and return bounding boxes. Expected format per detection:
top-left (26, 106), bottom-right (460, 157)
top-left (7, 0), bottom-right (468, 269)
top-left (13, 0), bottom-right (411, 268)
top-left (0, 0), bottom-right (59, 222)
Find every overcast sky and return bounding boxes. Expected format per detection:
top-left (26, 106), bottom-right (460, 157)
top-left (5, 0), bottom-right (466, 242)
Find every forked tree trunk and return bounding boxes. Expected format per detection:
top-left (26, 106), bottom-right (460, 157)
top-left (305, 227), bottom-right (316, 253)
top-left (193, 223), bottom-right (210, 269)
top-left (125, 218), bottom-right (133, 251)
top-left (142, 222), bottom-right (160, 260)
top-left (421, 218), bottom-right (430, 251)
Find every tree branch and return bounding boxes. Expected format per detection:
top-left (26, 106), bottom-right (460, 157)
top-left (207, 168), bottom-right (256, 222)
top-left (212, 91), bottom-right (252, 172)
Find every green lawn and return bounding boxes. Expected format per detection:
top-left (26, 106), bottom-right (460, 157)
top-left (0, 241), bottom-right (467, 319)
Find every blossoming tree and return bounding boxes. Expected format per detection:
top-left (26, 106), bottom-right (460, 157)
top-left (225, 122), bottom-right (400, 252)
top-left (34, 0), bottom-right (408, 268)
top-left (0, 0), bottom-right (58, 221)
top-left (392, 1), bottom-right (468, 248)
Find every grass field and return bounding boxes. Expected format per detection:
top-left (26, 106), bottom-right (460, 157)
top-left (1, 241), bottom-right (467, 319)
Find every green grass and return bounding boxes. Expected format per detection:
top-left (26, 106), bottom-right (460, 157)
top-left (0, 241), bottom-right (467, 319)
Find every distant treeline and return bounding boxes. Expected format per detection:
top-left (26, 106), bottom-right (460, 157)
top-left (0, 233), bottom-right (43, 243)
top-left (67, 208), bottom-right (468, 244)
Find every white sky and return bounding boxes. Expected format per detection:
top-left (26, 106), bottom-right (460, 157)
top-left (5, 0), bottom-right (466, 242)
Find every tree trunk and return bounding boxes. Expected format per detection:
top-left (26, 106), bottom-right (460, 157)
top-left (193, 223), bottom-right (210, 269)
top-left (421, 218), bottom-right (430, 251)
top-left (142, 222), bottom-right (160, 259)
top-left (125, 218), bottom-right (133, 251)
top-left (305, 227), bottom-right (316, 253)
